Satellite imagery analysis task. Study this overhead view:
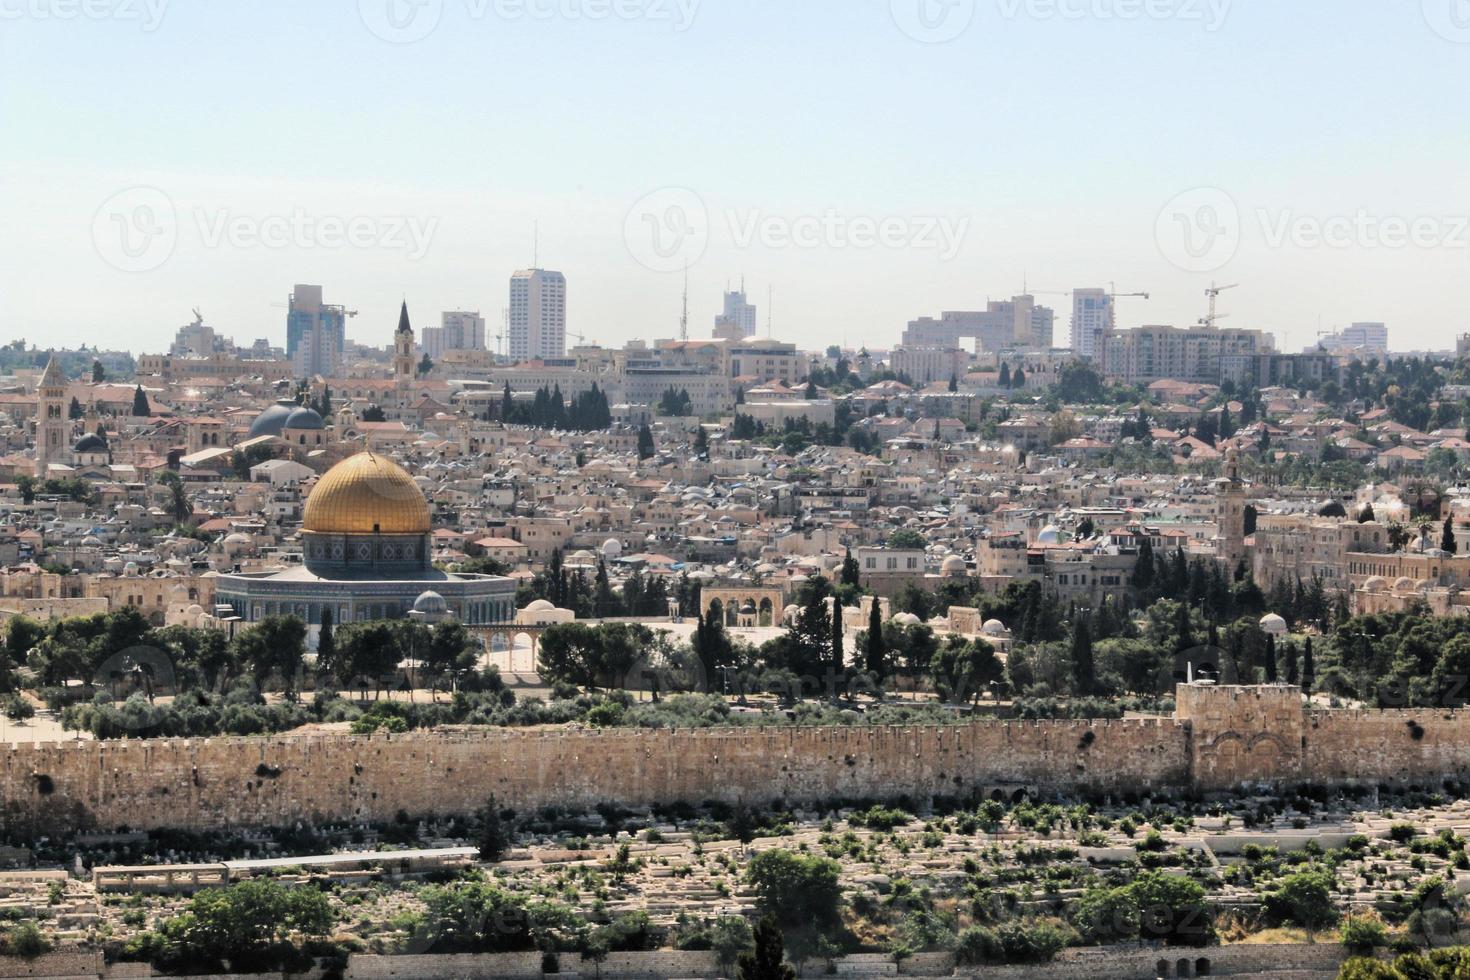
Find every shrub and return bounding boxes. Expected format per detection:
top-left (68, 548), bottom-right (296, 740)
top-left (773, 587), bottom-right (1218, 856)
top-left (4, 921), bottom-right (50, 958)
top-left (1339, 912), bottom-right (1388, 954)
top-left (1, 694), bottom-right (34, 722)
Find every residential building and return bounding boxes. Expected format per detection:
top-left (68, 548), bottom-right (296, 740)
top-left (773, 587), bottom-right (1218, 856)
top-left (1070, 288), bottom-right (1112, 359)
top-left (509, 269), bottom-right (567, 361)
top-left (286, 285), bottom-right (348, 379)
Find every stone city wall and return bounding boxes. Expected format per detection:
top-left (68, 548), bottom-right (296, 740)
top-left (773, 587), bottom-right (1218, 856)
top-left (0, 719), bottom-right (1187, 833)
top-left (12, 686), bottom-right (1470, 834)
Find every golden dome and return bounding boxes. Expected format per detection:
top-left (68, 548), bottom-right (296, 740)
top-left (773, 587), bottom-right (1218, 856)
top-left (302, 453), bottom-right (430, 535)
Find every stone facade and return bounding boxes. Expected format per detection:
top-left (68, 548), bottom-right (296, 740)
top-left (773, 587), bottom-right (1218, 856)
top-left (11, 685), bottom-right (1470, 834)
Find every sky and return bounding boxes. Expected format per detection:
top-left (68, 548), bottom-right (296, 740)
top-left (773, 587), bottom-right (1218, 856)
top-left (3, 0), bottom-right (1470, 357)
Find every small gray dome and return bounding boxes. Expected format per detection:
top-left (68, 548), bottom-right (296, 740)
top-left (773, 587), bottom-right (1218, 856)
top-left (249, 400), bottom-right (300, 438)
top-left (413, 590), bottom-right (448, 615)
top-left (284, 406), bottom-right (324, 430)
top-left (74, 433), bottom-right (108, 454)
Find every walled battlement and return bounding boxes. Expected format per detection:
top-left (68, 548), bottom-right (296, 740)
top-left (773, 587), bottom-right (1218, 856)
top-left (4, 686), bottom-right (1470, 833)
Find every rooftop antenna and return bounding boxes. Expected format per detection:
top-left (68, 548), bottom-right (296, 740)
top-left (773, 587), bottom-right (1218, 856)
top-left (679, 264), bottom-right (689, 342)
top-left (533, 221), bottom-right (539, 268)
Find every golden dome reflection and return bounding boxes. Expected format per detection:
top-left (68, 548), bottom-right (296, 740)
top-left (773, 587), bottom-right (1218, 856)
top-left (302, 452), bottom-right (431, 535)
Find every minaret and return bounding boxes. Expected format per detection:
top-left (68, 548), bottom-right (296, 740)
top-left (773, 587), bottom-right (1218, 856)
top-left (394, 301), bottom-right (415, 399)
top-left (35, 355), bottom-right (68, 475)
top-left (1219, 446), bottom-right (1247, 569)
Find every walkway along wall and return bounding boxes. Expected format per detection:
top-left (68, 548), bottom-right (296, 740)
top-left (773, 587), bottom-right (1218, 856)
top-left (9, 685), bottom-right (1470, 833)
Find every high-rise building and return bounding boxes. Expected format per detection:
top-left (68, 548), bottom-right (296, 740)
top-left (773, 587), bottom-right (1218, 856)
top-left (287, 285), bottom-right (348, 378)
top-left (714, 285), bottom-right (758, 340)
top-left (1069, 288), bottom-right (1113, 360)
top-left (902, 295), bottom-right (1055, 353)
top-left (1099, 324), bottom-right (1274, 386)
top-left (423, 310), bottom-right (486, 361)
top-left (509, 269), bottom-right (567, 361)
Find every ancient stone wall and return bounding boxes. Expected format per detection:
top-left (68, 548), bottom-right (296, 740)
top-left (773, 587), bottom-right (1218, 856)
top-left (15, 685), bottom-right (1470, 834)
top-left (1305, 708), bottom-right (1470, 786)
top-left (0, 719), bottom-right (1188, 833)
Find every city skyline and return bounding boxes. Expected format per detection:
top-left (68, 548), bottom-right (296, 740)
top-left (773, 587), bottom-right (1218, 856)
top-left (4, 2), bottom-right (1469, 354)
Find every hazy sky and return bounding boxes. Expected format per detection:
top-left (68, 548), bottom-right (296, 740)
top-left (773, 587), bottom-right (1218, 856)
top-left (3, 0), bottom-right (1469, 357)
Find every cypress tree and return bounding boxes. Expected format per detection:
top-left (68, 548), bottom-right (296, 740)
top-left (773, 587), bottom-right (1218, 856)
top-left (1302, 636), bottom-right (1315, 695)
top-left (830, 601), bottom-right (844, 696)
top-left (1264, 634), bottom-right (1278, 683)
top-left (1443, 517), bottom-right (1458, 555)
top-left (1071, 615), bottom-right (1095, 696)
top-left (865, 598), bottom-right (886, 679)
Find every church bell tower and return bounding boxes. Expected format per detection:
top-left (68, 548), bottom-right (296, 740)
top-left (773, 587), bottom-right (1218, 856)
top-left (35, 355), bottom-right (68, 475)
top-left (394, 301), bottom-right (415, 397)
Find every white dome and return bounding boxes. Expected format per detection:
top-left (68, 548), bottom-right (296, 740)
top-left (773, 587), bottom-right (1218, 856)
top-left (602, 538), bottom-right (622, 558)
top-left (413, 590), bottom-right (448, 615)
top-left (1036, 525), bottom-right (1063, 544)
top-left (1364, 576), bottom-right (1388, 592)
top-left (894, 612), bottom-right (921, 627)
top-left (185, 604), bottom-right (204, 617)
top-left (941, 555), bottom-right (967, 574)
top-left (982, 619), bottom-right (1008, 636)
top-left (525, 599), bottom-right (555, 612)
top-left (1259, 613), bottom-right (1288, 635)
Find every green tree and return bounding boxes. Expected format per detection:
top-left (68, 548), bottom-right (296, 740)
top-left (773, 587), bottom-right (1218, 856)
top-left (737, 917), bottom-right (796, 980)
top-left (131, 385), bottom-right (150, 417)
top-left (91, 359), bottom-right (104, 383)
top-left (1265, 869), bottom-right (1338, 939)
top-left (746, 850), bottom-right (843, 933)
top-left (1071, 615), bottom-right (1096, 695)
top-left (158, 879), bottom-right (332, 968)
top-left (158, 470), bottom-right (192, 523)
top-left (230, 616), bottom-right (308, 700)
top-left (840, 548), bottom-right (861, 588)
top-left (477, 794), bottom-right (509, 862)
top-left (864, 599), bottom-right (887, 680)
top-left (637, 424), bottom-right (656, 460)
top-left (930, 636), bottom-right (1002, 705)
top-left (1444, 517), bottom-right (1459, 555)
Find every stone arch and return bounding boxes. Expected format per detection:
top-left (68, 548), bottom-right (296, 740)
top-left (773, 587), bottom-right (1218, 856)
top-left (758, 597), bottom-right (774, 627)
top-left (1176, 958), bottom-right (1193, 978)
top-left (1195, 958), bottom-right (1211, 977)
top-left (1157, 959), bottom-right (1171, 978)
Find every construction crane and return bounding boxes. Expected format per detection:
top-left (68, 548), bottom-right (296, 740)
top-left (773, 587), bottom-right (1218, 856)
top-left (1104, 283), bottom-right (1150, 330)
top-left (1200, 282), bottom-right (1238, 330)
